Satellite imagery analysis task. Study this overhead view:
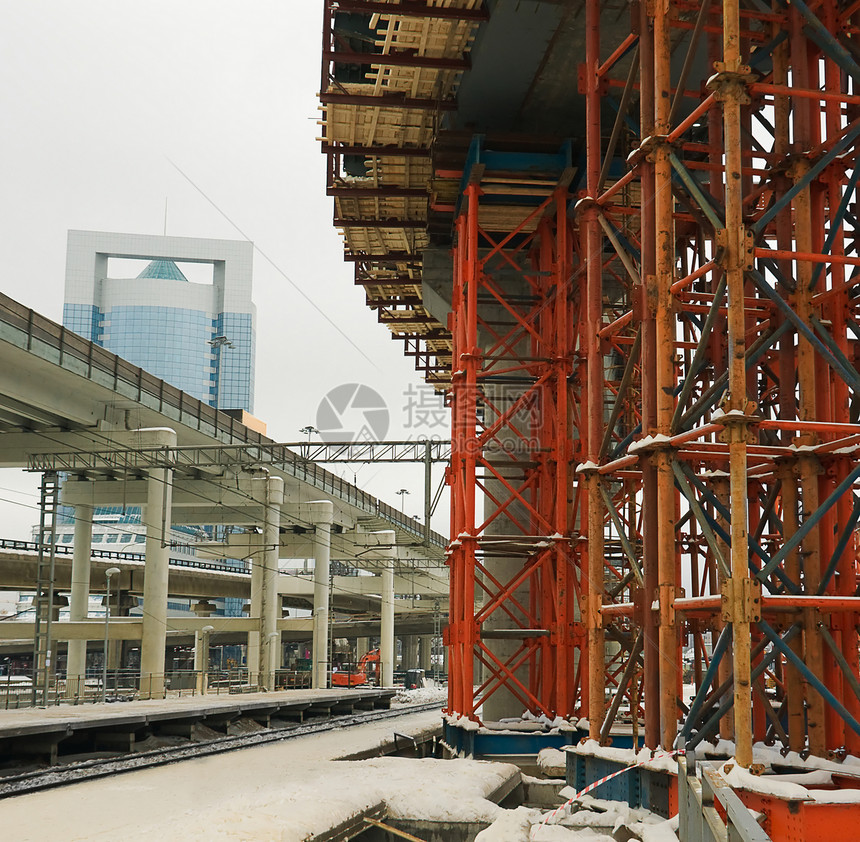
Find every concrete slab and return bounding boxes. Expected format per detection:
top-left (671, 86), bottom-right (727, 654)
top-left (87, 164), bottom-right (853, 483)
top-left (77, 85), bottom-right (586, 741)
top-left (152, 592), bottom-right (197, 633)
top-left (0, 688), bottom-right (394, 740)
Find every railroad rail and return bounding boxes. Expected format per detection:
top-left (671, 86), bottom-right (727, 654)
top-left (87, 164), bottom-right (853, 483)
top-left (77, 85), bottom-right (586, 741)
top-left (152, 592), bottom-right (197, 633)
top-left (0, 700), bottom-right (443, 799)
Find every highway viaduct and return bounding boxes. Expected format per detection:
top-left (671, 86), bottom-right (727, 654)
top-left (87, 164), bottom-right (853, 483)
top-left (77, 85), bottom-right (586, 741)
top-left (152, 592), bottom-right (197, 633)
top-left (0, 292), bottom-right (448, 694)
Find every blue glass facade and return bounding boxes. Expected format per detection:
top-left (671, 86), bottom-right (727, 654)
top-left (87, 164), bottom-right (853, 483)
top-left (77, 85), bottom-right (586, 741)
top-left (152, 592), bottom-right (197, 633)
top-left (107, 305), bottom-right (215, 400)
top-left (63, 303), bottom-right (102, 344)
top-left (213, 312), bottom-right (255, 410)
top-left (63, 261), bottom-right (254, 413)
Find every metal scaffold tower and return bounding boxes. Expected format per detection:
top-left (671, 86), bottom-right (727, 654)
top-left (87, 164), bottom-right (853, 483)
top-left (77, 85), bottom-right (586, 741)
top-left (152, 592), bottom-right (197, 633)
top-left (447, 145), bottom-right (581, 722)
top-left (443, 0), bottom-right (860, 770)
top-left (31, 471), bottom-right (60, 705)
top-left (318, 0), bottom-right (860, 795)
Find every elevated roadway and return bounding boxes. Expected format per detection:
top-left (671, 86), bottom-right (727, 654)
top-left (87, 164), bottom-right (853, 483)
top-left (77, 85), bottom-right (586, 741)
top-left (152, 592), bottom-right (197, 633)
top-left (0, 292), bottom-right (448, 693)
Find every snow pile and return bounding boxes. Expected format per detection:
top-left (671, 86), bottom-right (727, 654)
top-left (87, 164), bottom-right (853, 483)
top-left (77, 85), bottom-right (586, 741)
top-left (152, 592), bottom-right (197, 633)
top-left (627, 434), bottom-right (672, 454)
top-left (717, 757), bottom-right (860, 804)
top-left (744, 740), bottom-right (860, 776)
top-left (391, 685), bottom-right (447, 706)
top-left (522, 710), bottom-right (577, 730)
top-left (720, 761), bottom-right (812, 800)
top-left (571, 739), bottom-right (680, 774)
top-left (537, 748), bottom-right (567, 775)
top-left (112, 753), bottom-right (517, 841)
top-left (444, 712), bottom-right (481, 731)
top-left (638, 815), bottom-right (680, 842)
top-left (476, 806), bottom-right (621, 842)
top-left (475, 805), bottom-right (541, 841)
top-left (380, 757), bottom-right (518, 822)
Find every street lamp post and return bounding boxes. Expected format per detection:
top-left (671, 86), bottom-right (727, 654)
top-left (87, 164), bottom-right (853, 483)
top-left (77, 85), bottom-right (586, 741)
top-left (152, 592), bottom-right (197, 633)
top-left (102, 567), bottom-right (121, 703)
top-left (201, 625), bottom-right (214, 694)
top-left (267, 630), bottom-right (280, 691)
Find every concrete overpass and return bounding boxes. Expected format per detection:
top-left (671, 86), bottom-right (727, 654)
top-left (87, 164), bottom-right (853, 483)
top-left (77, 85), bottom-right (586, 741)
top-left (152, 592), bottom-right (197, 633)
top-left (0, 292), bottom-right (449, 694)
top-left (0, 539), bottom-right (448, 611)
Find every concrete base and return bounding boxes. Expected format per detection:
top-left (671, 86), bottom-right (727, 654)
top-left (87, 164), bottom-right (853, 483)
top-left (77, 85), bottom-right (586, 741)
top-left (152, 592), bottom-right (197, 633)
top-left (0, 688), bottom-right (396, 769)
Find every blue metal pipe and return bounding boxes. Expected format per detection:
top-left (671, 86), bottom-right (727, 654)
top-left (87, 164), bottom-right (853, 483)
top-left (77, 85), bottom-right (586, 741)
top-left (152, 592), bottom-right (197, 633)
top-left (817, 496), bottom-right (860, 595)
top-left (759, 461), bottom-right (860, 578)
top-left (679, 321), bottom-right (790, 431)
top-left (754, 119), bottom-right (860, 234)
top-left (811, 165), bottom-right (860, 288)
top-left (749, 31), bottom-right (789, 70)
top-left (759, 619), bottom-right (860, 740)
top-left (611, 423), bottom-right (641, 460)
top-left (686, 625), bottom-right (801, 752)
top-left (669, 152), bottom-right (725, 230)
top-left (679, 626), bottom-right (733, 740)
top-left (679, 463), bottom-right (799, 594)
top-left (811, 315), bottom-right (860, 394)
top-left (779, 0), bottom-right (860, 84)
top-left (672, 277), bottom-right (727, 433)
top-left (747, 268), bottom-right (860, 394)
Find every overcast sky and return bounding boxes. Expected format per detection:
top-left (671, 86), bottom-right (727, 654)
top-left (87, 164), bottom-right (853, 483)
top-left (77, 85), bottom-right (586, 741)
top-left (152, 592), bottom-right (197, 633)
top-left (0, 1), bottom-right (449, 538)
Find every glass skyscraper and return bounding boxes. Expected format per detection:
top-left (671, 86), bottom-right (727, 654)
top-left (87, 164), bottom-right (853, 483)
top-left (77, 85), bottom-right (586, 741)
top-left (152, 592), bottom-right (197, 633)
top-left (57, 230), bottom-right (259, 621)
top-left (63, 230), bottom-right (255, 412)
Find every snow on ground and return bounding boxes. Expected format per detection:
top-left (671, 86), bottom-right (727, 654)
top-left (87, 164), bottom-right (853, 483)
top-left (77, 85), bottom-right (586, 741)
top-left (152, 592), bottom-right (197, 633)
top-left (391, 684), bottom-right (448, 706)
top-left (472, 794), bottom-right (679, 842)
top-left (537, 747), bottom-right (567, 775)
top-left (4, 708), bottom-right (518, 842)
top-left (570, 739), bottom-right (680, 774)
top-left (475, 806), bottom-right (618, 842)
top-left (717, 757), bottom-right (860, 803)
top-left (638, 815), bottom-right (679, 842)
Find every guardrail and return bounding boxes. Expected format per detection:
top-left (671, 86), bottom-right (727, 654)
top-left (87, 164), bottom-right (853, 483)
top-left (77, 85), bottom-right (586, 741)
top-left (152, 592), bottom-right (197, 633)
top-left (0, 537), bottom-right (248, 575)
top-left (0, 292), bottom-right (445, 548)
top-left (0, 668), bottom-right (315, 709)
top-left (679, 752), bottom-right (772, 842)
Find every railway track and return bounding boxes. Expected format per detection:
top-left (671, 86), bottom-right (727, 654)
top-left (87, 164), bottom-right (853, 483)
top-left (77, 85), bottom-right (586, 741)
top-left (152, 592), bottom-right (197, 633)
top-left (0, 701), bottom-right (443, 799)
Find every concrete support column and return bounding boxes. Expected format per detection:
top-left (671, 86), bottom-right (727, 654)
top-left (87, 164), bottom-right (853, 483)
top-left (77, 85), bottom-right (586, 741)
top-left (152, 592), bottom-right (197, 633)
top-left (139, 428), bottom-right (176, 698)
top-left (407, 635), bottom-right (419, 670)
top-left (380, 533), bottom-right (396, 687)
top-left (194, 626), bottom-right (213, 693)
top-left (419, 636), bottom-right (432, 672)
top-left (259, 476), bottom-right (283, 691)
top-left (309, 501), bottom-right (333, 690)
top-left (65, 504), bottom-right (93, 698)
top-left (194, 630), bottom-right (205, 692)
top-left (246, 534), bottom-right (264, 676)
top-left (106, 592), bottom-right (133, 671)
top-left (356, 637), bottom-right (371, 661)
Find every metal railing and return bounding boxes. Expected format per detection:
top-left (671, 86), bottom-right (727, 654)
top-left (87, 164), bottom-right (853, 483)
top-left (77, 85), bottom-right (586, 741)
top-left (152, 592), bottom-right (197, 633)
top-left (679, 752), bottom-right (772, 842)
top-left (0, 537), bottom-right (249, 575)
top-left (0, 668), bottom-right (314, 709)
top-left (0, 292), bottom-right (445, 548)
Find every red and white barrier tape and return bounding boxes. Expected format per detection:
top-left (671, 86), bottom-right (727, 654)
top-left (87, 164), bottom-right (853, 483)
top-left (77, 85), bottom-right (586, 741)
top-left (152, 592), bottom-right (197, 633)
top-left (540, 747), bottom-right (685, 827)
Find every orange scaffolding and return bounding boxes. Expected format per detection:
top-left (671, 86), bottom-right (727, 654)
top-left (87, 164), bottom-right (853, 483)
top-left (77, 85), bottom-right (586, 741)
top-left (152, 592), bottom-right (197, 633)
top-left (444, 0), bottom-right (860, 776)
top-left (320, 1), bottom-right (860, 805)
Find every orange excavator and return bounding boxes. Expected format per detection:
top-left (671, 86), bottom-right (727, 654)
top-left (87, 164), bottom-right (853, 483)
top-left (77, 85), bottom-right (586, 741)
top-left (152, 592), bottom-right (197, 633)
top-left (331, 648), bottom-right (380, 687)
